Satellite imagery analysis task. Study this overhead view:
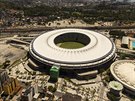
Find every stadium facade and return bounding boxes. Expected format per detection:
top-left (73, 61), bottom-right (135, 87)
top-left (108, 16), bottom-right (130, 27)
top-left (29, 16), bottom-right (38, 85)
top-left (29, 29), bottom-right (116, 78)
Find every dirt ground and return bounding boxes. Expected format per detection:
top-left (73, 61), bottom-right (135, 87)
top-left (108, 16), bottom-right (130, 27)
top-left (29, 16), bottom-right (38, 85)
top-left (0, 43), bottom-right (27, 65)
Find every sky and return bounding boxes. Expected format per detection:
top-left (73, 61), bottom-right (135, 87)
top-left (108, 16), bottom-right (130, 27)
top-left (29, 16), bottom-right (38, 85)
top-left (116, 0), bottom-right (135, 2)
top-left (131, 0), bottom-right (135, 2)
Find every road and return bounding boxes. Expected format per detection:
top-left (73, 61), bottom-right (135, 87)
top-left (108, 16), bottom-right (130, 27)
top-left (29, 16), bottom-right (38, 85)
top-left (1, 25), bottom-right (135, 33)
top-left (99, 85), bottom-right (106, 101)
top-left (117, 47), bottom-right (135, 56)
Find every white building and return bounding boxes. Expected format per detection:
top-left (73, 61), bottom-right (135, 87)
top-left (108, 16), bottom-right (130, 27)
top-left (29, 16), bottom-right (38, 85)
top-left (29, 29), bottom-right (116, 69)
top-left (21, 82), bottom-right (39, 101)
top-left (121, 36), bottom-right (135, 50)
top-left (110, 60), bottom-right (135, 96)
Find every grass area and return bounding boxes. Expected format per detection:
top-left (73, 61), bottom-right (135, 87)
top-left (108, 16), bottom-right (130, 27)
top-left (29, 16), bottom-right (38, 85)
top-left (57, 42), bottom-right (85, 49)
top-left (0, 64), bottom-right (4, 68)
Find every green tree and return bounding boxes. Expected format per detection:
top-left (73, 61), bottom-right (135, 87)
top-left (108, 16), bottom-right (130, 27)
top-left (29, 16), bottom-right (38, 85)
top-left (48, 86), bottom-right (56, 93)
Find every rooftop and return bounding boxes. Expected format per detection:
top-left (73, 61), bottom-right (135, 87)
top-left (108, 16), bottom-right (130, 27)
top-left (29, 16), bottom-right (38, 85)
top-left (109, 81), bottom-right (123, 91)
top-left (30, 29), bottom-right (116, 68)
top-left (110, 60), bottom-right (135, 91)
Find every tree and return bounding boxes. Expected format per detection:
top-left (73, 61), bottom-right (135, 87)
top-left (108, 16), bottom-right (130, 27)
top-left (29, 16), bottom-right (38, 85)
top-left (85, 97), bottom-right (89, 101)
top-left (48, 86), bottom-right (56, 93)
top-left (119, 53), bottom-right (127, 59)
top-left (109, 30), bottom-right (126, 39)
top-left (3, 59), bottom-right (10, 68)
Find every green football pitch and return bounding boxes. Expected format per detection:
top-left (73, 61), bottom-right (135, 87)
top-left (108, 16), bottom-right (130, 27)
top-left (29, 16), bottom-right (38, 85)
top-left (57, 42), bottom-right (85, 49)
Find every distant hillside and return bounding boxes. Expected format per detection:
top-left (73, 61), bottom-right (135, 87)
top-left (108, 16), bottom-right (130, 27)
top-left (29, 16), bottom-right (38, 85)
top-left (0, 0), bottom-right (33, 7)
top-left (0, 0), bottom-right (93, 7)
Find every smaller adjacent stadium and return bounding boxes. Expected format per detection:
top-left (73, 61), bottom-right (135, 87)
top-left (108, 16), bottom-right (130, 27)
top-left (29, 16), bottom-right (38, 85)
top-left (29, 28), bottom-right (116, 70)
top-left (110, 60), bottom-right (135, 95)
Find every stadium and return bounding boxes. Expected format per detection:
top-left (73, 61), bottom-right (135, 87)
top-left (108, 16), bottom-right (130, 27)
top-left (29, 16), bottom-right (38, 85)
top-left (29, 29), bottom-right (116, 78)
top-left (110, 60), bottom-right (135, 95)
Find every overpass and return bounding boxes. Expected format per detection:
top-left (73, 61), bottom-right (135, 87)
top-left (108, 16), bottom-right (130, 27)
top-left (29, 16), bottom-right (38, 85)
top-left (1, 26), bottom-right (135, 33)
top-left (117, 47), bottom-right (135, 56)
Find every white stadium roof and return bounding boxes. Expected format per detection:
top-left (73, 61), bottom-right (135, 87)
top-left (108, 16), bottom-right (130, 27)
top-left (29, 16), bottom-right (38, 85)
top-left (110, 60), bottom-right (135, 92)
top-left (29, 29), bottom-right (116, 69)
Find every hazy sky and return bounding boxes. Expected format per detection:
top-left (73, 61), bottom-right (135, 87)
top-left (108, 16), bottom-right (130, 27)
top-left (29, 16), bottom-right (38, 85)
top-left (117, 0), bottom-right (135, 2)
top-left (131, 0), bottom-right (135, 2)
